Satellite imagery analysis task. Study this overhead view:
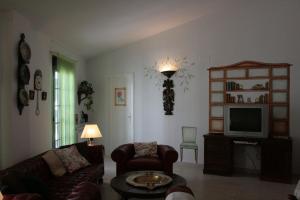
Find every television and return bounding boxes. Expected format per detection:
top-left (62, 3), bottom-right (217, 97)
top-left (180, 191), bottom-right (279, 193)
top-left (224, 105), bottom-right (269, 138)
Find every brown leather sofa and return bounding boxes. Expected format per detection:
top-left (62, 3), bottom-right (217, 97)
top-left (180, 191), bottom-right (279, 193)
top-left (0, 142), bottom-right (104, 200)
top-left (111, 143), bottom-right (178, 176)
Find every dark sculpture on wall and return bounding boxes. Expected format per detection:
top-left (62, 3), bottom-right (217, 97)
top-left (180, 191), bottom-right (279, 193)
top-left (144, 57), bottom-right (196, 115)
top-left (163, 79), bottom-right (175, 115)
top-left (161, 70), bottom-right (176, 115)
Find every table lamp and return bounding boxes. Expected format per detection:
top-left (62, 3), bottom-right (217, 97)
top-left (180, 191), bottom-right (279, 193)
top-left (81, 124), bottom-right (102, 146)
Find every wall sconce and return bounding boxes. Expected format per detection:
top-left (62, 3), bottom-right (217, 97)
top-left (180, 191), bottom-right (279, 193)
top-left (160, 63), bottom-right (177, 115)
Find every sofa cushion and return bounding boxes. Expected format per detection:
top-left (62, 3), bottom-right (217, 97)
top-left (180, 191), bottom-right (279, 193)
top-left (46, 165), bottom-right (103, 200)
top-left (134, 142), bottom-right (158, 157)
top-left (2, 193), bottom-right (43, 200)
top-left (0, 171), bottom-right (48, 199)
top-left (42, 151), bottom-right (66, 177)
top-left (66, 182), bottom-right (101, 200)
top-left (21, 175), bottom-right (49, 199)
top-left (126, 157), bottom-right (162, 171)
top-left (0, 171), bottom-right (27, 194)
top-left (55, 146), bottom-right (90, 173)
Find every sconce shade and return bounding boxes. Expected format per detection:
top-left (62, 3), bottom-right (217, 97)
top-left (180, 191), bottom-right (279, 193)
top-left (160, 63), bottom-right (177, 72)
top-left (161, 70), bottom-right (176, 78)
top-left (81, 124), bottom-right (102, 139)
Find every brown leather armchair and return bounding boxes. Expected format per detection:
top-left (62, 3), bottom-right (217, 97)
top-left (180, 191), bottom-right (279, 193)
top-left (111, 144), bottom-right (178, 176)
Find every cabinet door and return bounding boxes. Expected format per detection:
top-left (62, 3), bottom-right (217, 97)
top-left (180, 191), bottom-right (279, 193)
top-left (261, 139), bottom-right (292, 183)
top-left (204, 135), bottom-right (233, 175)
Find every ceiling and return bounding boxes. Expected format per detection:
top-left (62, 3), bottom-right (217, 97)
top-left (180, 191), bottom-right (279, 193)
top-left (0, 0), bottom-right (212, 58)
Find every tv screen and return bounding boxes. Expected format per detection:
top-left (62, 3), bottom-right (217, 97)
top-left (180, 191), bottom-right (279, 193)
top-left (230, 108), bottom-right (262, 132)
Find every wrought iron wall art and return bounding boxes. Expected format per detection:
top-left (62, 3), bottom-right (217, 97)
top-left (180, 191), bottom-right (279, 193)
top-left (144, 57), bottom-right (195, 92)
top-left (17, 33), bottom-right (31, 114)
top-left (144, 57), bottom-right (196, 115)
top-left (162, 77), bottom-right (175, 115)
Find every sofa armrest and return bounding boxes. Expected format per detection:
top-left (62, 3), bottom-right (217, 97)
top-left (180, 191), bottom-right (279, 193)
top-left (111, 144), bottom-right (135, 163)
top-left (3, 193), bottom-right (43, 200)
top-left (289, 194), bottom-right (298, 200)
top-left (86, 145), bottom-right (104, 165)
top-left (157, 145), bottom-right (178, 175)
top-left (66, 182), bottom-right (101, 200)
top-left (157, 145), bottom-right (178, 163)
top-left (111, 144), bottom-right (135, 176)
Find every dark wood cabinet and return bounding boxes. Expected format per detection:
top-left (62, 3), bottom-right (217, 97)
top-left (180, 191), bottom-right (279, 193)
top-left (261, 138), bottom-right (292, 183)
top-left (203, 134), bottom-right (233, 175)
top-left (203, 134), bottom-right (292, 183)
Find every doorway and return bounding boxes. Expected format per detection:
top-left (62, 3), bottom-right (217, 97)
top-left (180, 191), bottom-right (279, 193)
top-left (107, 73), bottom-right (134, 153)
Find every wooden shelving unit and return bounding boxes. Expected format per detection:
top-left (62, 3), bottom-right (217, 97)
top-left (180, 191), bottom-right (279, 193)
top-left (208, 61), bottom-right (291, 137)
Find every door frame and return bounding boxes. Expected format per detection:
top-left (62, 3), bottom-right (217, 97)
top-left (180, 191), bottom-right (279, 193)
top-left (107, 73), bottom-right (135, 153)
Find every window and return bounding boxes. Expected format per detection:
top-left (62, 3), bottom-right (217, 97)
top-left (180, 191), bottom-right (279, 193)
top-left (52, 56), bottom-right (76, 148)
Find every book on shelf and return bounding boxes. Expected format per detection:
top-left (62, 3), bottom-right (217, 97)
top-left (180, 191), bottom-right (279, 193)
top-left (226, 81), bottom-right (242, 91)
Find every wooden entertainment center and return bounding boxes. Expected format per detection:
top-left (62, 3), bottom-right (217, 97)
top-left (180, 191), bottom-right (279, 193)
top-left (204, 61), bottom-right (292, 183)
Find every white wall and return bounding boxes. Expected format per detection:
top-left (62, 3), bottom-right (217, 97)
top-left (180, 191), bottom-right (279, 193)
top-left (0, 11), bottom-right (14, 169)
top-left (0, 10), bottom-right (86, 169)
top-left (86, 0), bottom-right (300, 173)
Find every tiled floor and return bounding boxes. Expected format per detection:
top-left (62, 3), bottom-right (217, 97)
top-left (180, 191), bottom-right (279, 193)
top-left (100, 156), bottom-right (295, 200)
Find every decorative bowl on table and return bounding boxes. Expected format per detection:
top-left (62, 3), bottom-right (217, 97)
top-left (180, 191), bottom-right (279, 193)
top-left (126, 171), bottom-right (172, 190)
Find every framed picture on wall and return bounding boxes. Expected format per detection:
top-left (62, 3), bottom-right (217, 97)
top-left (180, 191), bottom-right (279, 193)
top-left (115, 87), bottom-right (126, 106)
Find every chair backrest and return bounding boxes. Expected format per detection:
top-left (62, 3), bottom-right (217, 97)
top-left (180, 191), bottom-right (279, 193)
top-left (182, 127), bottom-right (197, 143)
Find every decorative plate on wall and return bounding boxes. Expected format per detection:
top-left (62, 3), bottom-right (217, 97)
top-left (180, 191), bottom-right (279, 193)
top-left (18, 88), bottom-right (29, 106)
top-left (19, 34), bottom-right (31, 63)
top-left (19, 64), bottom-right (30, 85)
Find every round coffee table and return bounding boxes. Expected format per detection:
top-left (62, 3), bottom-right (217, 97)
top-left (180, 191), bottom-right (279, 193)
top-left (110, 171), bottom-right (186, 200)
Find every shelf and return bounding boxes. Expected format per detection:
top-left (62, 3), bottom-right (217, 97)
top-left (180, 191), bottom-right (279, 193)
top-left (211, 76), bottom-right (271, 81)
top-left (208, 61), bottom-right (290, 137)
top-left (225, 76), bottom-right (269, 80)
top-left (211, 103), bottom-right (224, 106)
top-left (209, 117), bottom-right (224, 120)
top-left (210, 78), bottom-right (224, 81)
top-left (211, 91), bottom-right (224, 93)
top-left (226, 89), bottom-right (269, 92)
top-left (271, 89), bottom-right (288, 92)
top-left (225, 103), bottom-right (268, 105)
top-left (271, 76), bottom-right (289, 80)
top-left (271, 103), bottom-right (288, 106)
top-left (272, 119), bottom-right (288, 122)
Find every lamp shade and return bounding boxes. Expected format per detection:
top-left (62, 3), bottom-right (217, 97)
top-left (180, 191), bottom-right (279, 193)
top-left (81, 124), bottom-right (102, 139)
top-left (0, 191), bottom-right (3, 200)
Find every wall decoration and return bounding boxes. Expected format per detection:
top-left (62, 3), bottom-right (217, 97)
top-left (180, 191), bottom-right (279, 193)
top-left (29, 90), bottom-right (35, 100)
top-left (75, 114), bottom-right (79, 125)
top-left (18, 89), bottom-right (29, 106)
top-left (77, 81), bottom-right (94, 124)
top-left (162, 79), bottom-right (175, 115)
top-left (34, 69), bottom-right (43, 115)
top-left (115, 88), bottom-right (126, 106)
top-left (144, 56), bottom-right (196, 115)
top-left (42, 91), bottom-right (47, 101)
top-left (81, 111), bottom-right (88, 123)
top-left (17, 33), bottom-right (31, 115)
top-left (77, 81), bottom-right (94, 106)
top-left (144, 56), bottom-right (195, 92)
top-left (19, 64), bottom-right (30, 85)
